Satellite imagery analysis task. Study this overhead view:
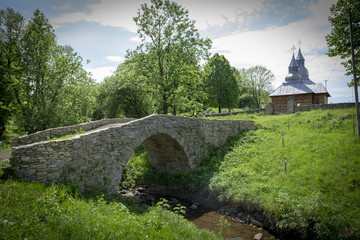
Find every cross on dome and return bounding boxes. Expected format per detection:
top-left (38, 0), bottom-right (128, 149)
top-left (297, 39), bottom-right (302, 49)
top-left (291, 45), bottom-right (296, 54)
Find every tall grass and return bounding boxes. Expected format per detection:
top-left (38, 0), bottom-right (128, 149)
top-left (125, 108), bottom-right (360, 239)
top-left (0, 180), bottom-right (219, 240)
top-left (208, 109), bottom-right (360, 239)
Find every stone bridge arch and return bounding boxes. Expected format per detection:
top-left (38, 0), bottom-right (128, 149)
top-left (141, 133), bottom-right (192, 174)
top-left (11, 114), bottom-right (255, 193)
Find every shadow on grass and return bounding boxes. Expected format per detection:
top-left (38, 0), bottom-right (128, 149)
top-left (140, 131), bottom-right (249, 192)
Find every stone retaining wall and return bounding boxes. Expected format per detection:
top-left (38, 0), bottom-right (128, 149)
top-left (295, 102), bottom-right (355, 112)
top-left (265, 102), bottom-right (355, 114)
top-left (11, 114), bottom-right (256, 193)
top-left (11, 118), bottom-right (136, 147)
top-left (203, 108), bottom-right (265, 117)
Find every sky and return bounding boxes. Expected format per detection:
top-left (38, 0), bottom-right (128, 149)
top-left (1, 0), bottom-right (357, 103)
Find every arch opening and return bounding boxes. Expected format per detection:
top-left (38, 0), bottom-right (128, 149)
top-left (141, 133), bottom-right (191, 174)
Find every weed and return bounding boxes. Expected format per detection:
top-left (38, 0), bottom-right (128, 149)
top-left (0, 180), bottom-right (219, 239)
top-left (218, 216), bottom-right (230, 237)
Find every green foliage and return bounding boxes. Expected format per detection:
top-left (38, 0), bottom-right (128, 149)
top-left (0, 8), bottom-right (95, 134)
top-left (203, 53), bottom-right (239, 113)
top-left (96, 61), bottom-right (152, 118)
top-left (238, 65), bottom-right (274, 109)
top-left (0, 180), bottom-right (219, 239)
top-left (326, 0), bottom-right (360, 85)
top-left (0, 8), bottom-right (25, 137)
top-left (209, 109), bottom-right (360, 239)
top-left (121, 146), bottom-right (151, 189)
top-left (131, 0), bottom-right (211, 115)
top-left (157, 198), bottom-right (186, 217)
top-left (0, 118), bottom-right (26, 141)
top-left (218, 216), bottom-right (230, 237)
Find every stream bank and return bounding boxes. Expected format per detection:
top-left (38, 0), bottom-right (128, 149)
top-left (119, 184), bottom-right (278, 240)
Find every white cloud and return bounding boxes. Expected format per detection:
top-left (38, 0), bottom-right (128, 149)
top-left (51, 0), bottom-right (151, 31)
top-left (86, 66), bottom-right (116, 82)
top-left (106, 56), bottom-right (124, 62)
top-left (50, 0), bottom-right (267, 32)
top-left (211, 0), bottom-right (345, 96)
top-left (51, 12), bottom-right (89, 29)
top-left (130, 36), bottom-right (142, 42)
top-left (179, 0), bottom-right (268, 30)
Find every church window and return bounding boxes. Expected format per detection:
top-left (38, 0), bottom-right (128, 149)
top-left (316, 97), bottom-right (320, 104)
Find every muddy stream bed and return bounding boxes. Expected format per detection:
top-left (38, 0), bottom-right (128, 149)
top-left (119, 185), bottom-right (278, 240)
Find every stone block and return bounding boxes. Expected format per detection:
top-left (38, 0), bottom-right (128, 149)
top-left (48, 172), bottom-right (60, 181)
top-left (24, 168), bottom-right (36, 176)
top-left (49, 159), bottom-right (57, 167)
top-left (21, 156), bottom-right (31, 162)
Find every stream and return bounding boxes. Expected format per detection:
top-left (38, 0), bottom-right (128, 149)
top-left (119, 185), bottom-right (278, 240)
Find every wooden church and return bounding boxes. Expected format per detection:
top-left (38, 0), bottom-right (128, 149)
top-left (269, 46), bottom-right (330, 114)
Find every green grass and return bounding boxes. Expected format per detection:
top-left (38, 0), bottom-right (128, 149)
top-left (0, 180), bottom-right (219, 240)
top-left (207, 109), bottom-right (360, 239)
top-left (124, 108), bottom-right (360, 239)
top-left (42, 129), bottom-right (87, 142)
top-left (2, 108), bottom-right (359, 239)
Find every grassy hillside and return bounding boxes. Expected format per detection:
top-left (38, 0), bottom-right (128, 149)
top-left (208, 109), bottom-right (360, 239)
top-left (122, 108), bottom-right (360, 239)
top-left (0, 180), bottom-right (219, 240)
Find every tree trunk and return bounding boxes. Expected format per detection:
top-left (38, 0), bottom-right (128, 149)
top-left (348, 8), bottom-right (360, 138)
top-left (163, 101), bottom-right (168, 115)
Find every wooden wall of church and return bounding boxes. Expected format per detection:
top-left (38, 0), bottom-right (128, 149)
top-left (270, 93), bottom-right (328, 114)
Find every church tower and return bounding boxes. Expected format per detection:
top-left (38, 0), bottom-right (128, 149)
top-left (269, 41), bottom-right (330, 114)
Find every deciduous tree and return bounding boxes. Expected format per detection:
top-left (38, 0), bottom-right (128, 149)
top-left (96, 60), bottom-right (152, 118)
top-left (0, 8), bottom-right (25, 137)
top-left (132, 0), bottom-right (211, 114)
top-left (1, 8), bottom-right (95, 133)
top-left (242, 65), bottom-right (274, 109)
top-left (203, 53), bottom-right (239, 113)
top-left (326, 0), bottom-right (360, 85)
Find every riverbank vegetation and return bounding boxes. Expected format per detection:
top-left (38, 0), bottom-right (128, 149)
top-left (122, 108), bottom-right (360, 239)
top-left (0, 180), bottom-right (219, 240)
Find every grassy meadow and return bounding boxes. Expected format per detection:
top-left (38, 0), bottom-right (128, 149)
top-left (208, 108), bottom-right (360, 239)
top-left (1, 108), bottom-right (359, 239)
top-left (122, 108), bottom-right (360, 239)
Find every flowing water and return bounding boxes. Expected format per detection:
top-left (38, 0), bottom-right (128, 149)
top-left (120, 187), bottom-right (278, 240)
top-left (186, 205), bottom-right (277, 240)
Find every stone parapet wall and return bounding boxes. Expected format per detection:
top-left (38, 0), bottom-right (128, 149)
top-left (11, 118), bottom-right (136, 147)
top-left (203, 108), bottom-right (265, 117)
top-left (266, 102), bottom-right (355, 114)
top-left (11, 114), bottom-right (255, 193)
top-left (295, 102), bottom-right (355, 112)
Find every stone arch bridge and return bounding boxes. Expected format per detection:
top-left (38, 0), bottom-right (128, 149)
top-left (11, 115), bottom-right (255, 193)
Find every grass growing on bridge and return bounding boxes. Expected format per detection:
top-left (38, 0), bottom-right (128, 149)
top-left (124, 108), bottom-right (360, 239)
top-left (0, 180), bottom-right (219, 240)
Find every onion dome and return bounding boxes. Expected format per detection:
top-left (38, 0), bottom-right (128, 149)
top-left (296, 48), bottom-right (309, 80)
top-left (285, 54), bottom-right (302, 82)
